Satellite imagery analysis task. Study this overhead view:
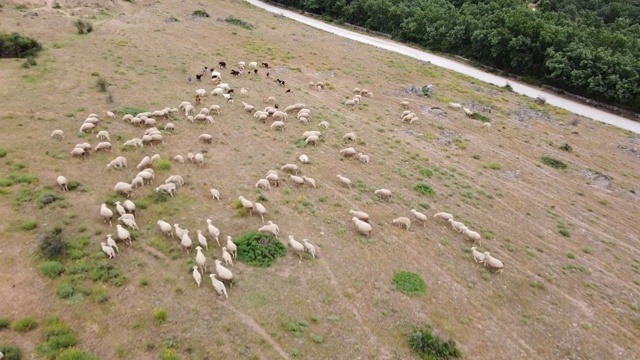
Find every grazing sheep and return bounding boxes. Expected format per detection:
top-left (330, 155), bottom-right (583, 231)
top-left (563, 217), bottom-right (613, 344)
top-left (336, 174), bottom-right (352, 189)
top-left (94, 142), bottom-right (112, 152)
top-left (374, 188), bottom-right (392, 200)
top-left (258, 220), bottom-right (279, 237)
top-left (123, 200), bottom-right (135, 215)
top-left (195, 246), bottom-right (207, 272)
top-left (136, 156), bottom-right (151, 170)
top-left (482, 122), bottom-right (491, 131)
top-left (318, 121), bottom-right (329, 129)
top-left (118, 214), bottom-right (139, 231)
top-left (254, 202), bottom-right (267, 222)
top-left (101, 242), bottom-right (116, 259)
top-left (411, 209), bottom-right (428, 227)
top-left (302, 176), bottom-right (316, 188)
top-left (155, 183), bottom-right (177, 197)
top-left (209, 274), bottom-right (229, 299)
top-left (302, 239), bottom-right (316, 259)
top-left (471, 247), bottom-right (485, 263)
top-left (56, 175), bottom-right (68, 192)
top-left (124, 138), bottom-right (143, 148)
top-left (50, 129), bottom-right (64, 140)
top-left (107, 156), bottom-right (128, 170)
top-left (157, 220), bottom-right (173, 237)
top-left (192, 266), bottom-right (202, 288)
top-left (271, 120), bottom-right (285, 131)
top-left (255, 178), bottom-right (271, 190)
top-left (222, 246), bottom-right (234, 267)
top-left (174, 223), bottom-right (185, 240)
top-left (400, 100), bottom-right (409, 108)
top-left (225, 236), bottom-right (237, 259)
top-left (174, 155), bottom-right (185, 164)
top-left (70, 147), bottom-right (87, 159)
top-left (483, 252), bottom-right (504, 273)
top-left (349, 209), bottom-right (370, 223)
top-left (448, 218), bottom-right (468, 233)
top-left (196, 89), bottom-right (206, 97)
top-left (199, 134), bottom-right (213, 144)
top-left (206, 219), bottom-right (221, 247)
top-left (352, 217), bottom-right (372, 237)
top-left (356, 153), bottom-right (370, 163)
top-left (463, 228), bottom-right (481, 245)
top-left (130, 176), bottom-right (144, 189)
top-left (345, 99), bottom-right (356, 107)
top-left (287, 235), bottom-right (305, 260)
top-left (100, 204), bottom-right (113, 226)
top-left (290, 175), bottom-right (305, 186)
top-left (116, 224), bottom-right (132, 246)
top-left (106, 234), bottom-right (119, 254)
top-left (114, 182), bottom-right (134, 198)
top-left (165, 175), bottom-right (185, 187)
top-left (214, 259), bottom-right (234, 287)
top-left (393, 217), bottom-right (411, 230)
top-left (343, 132), bottom-right (357, 142)
top-left (302, 130), bottom-right (321, 139)
top-left (79, 122), bottom-right (95, 133)
top-left (115, 201), bottom-right (126, 216)
top-left (238, 196), bottom-right (254, 214)
top-left (210, 188), bottom-right (220, 201)
top-left (433, 212), bottom-right (453, 221)
top-left (280, 164), bottom-right (299, 174)
top-left (107, 111), bottom-right (115, 119)
top-left (340, 147), bottom-right (357, 157)
top-left (197, 230), bottom-right (209, 251)
top-left (449, 102), bottom-right (462, 109)
top-left (463, 108), bottom-right (473, 117)
top-left (266, 172), bottom-right (280, 187)
top-left (181, 230), bottom-right (193, 255)
top-left (305, 135), bottom-right (319, 146)
top-left (96, 131), bottom-right (111, 141)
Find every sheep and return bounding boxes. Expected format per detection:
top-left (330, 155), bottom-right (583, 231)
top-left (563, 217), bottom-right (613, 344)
top-left (392, 217), bottom-right (411, 230)
top-left (196, 89), bottom-right (206, 97)
top-left (255, 178), bottom-right (271, 190)
top-left (116, 224), bottom-right (132, 246)
top-left (165, 175), bottom-right (185, 187)
top-left (318, 121), bottom-right (330, 129)
top-left (50, 129), bottom-right (64, 140)
top-left (100, 203), bottom-right (113, 226)
top-left (243, 104), bottom-right (255, 113)
top-left (199, 134), bottom-right (213, 144)
top-left (352, 97), bottom-right (360, 105)
top-left (400, 100), bottom-right (409, 108)
top-left (174, 223), bottom-right (185, 240)
top-left (463, 228), bottom-right (481, 245)
top-left (94, 142), bottom-right (112, 152)
top-left (115, 201), bottom-right (126, 216)
top-left (254, 202), bottom-right (267, 222)
top-left (410, 209), bottom-right (428, 227)
top-left (449, 102), bottom-right (462, 109)
top-left (238, 61), bottom-right (246, 69)
top-left (210, 188), bottom-right (220, 201)
top-left (345, 99), bottom-right (356, 107)
top-left (352, 217), bottom-right (372, 237)
top-left (280, 164), bottom-right (299, 174)
top-left (471, 247), bottom-right (485, 263)
top-left (356, 153), bottom-right (370, 163)
top-left (123, 199), bottom-right (135, 215)
top-left (258, 220), bottom-right (279, 237)
top-left (192, 266), bottom-right (202, 288)
top-left (180, 230), bottom-right (193, 255)
top-left (79, 122), bottom-right (95, 133)
top-left (336, 174), bottom-right (352, 189)
top-left (463, 108), bottom-right (473, 117)
top-left (433, 212), bottom-right (453, 221)
top-left (238, 196), bottom-right (254, 215)
top-left (222, 246), bottom-right (234, 267)
top-left (162, 122), bottom-right (175, 131)
top-left (157, 220), bottom-right (173, 237)
top-left (287, 235), bottom-right (305, 260)
top-left (374, 188), bottom-right (392, 200)
top-left (196, 230), bottom-right (209, 251)
top-left (101, 242), bottom-right (116, 258)
top-left (155, 183), bottom-right (177, 197)
top-left (290, 175), bottom-right (305, 186)
top-left (272, 110), bottom-right (288, 121)
top-left (222, 93), bottom-right (233, 103)
top-left (302, 176), bottom-right (316, 188)
top-left (209, 274), bottom-right (229, 299)
top-left (271, 120), bottom-right (285, 131)
top-left (340, 147), bottom-right (356, 157)
top-left (136, 170), bottom-right (154, 185)
top-left (70, 147), bottom-right (86, 159)
top-left (56, 175), bottom-right (68, 192)
top-left (483, 252), bottom-right (504, 273)
top-left (264, 96), bottom-right (276, 104)
top-left (114, 182), bottom-right (134, 198)
top-left (240, 88), bottom-right (249, 95)
top-left (448, 218), bottom-right (468, 233)
top-left (305, 135), bottom-right (319, 146)
top-left (105, 234), bottom-right (119, 254)
top-left (136, 156), bottom-right (151, 170)
top-left (211, 87), bottom-right (224, 96)
top-left (124, 138), bottom-right (143, 148)
top-left (214, 259), bottom-right (233, 287)
top-left (349, 209), bottom-right (369, 223)
top-left (482, 122), bottom-right (491, 131)
top-left (107, 111), bottom-right (115, 119)
top-left (123, 113), bottom-right (134, 122)
top-left (118, 214), bottom-right (139, 231)
top-left (174, 155), bottom-right (185, 164)
top-left (206, 219), bottom-right (221, 247)
top-left (107, 156), bottom-right (128, 170)
top-left (195, 246), bottom-right (207, 272)
top-left (266, 172), bottom-right (280, 187)
top-left (302, 239), bottom-right (316, 258)
top-left (209, 104), bottom-right (221, 115)
top-left (302, 130), bottom-right (322, 139)
top-left (353, 87), bottom-right (362, 94)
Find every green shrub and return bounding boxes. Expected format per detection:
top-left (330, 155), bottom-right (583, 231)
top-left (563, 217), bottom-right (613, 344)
top-left (0, 345), bottom-right (21, 360)
top-left (38, 227), bottom-right (67, 260)
top-left (409, 325), bottom-right (462, 359)
top-left (541, 156), bottom-right (567, 169)
top-left (0, 148), bottom-right (7, 157)
top-left (117, 106), bottom-right (147, 116)
top-left (0, 31), bottom-right (42, 58)
top-left (37, 192), bottom-right (63, 208)
top-left (157, 159), bottom-right (171, 171)
top-left (0, 317), bottom-right (10, 329)
top-left (192, 10), bottom-right (209, 17)
top-left (150, 190), bottom-right (170, 203)
top-left (56, 348), bottom-right (96, 360)
top-left (235, 232), bottom-right (286, 267)
top-left (73, 19), bottom-right (93, 35)
top-left (56, 283), bottom-right (74, 299)
top-left (471, 113), bottom-right (490, 122)
top-left (19, 220), bottom-right (38, 230)
top-left (414, 183), bottom-right (435, 197)
top-left (567, 252), bottom-right (576, 259)
top-left (418, 168), bottom-right (433, 178)
top-left (224, 16), bottom-right (253, 29)
top-left (36, 317), bottom-right (87, 359)
top-left (482, 162), bottom-right (501, 170)
top-left (89, 263), bottom-right (127, 286)
top-left (40, 261), bottom-right (65, 278)
top-left (392, 271), bottom-right (426, 296)
top-left (559, 143), bottom-right (573, 152)
top-left (0, 173), bottom-right (37, 187)
top-left (21, 56), bottom-right (37, 68)
top-left (153, 308), bottom-right (168, 324)
top-left (95, 77), bottom-right (108, 92)
top-left (12, 317), bottom-right (37, 333)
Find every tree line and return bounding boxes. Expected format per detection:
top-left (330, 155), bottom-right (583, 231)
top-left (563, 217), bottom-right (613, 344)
top-left (275, 0), bottom-right (640, 112)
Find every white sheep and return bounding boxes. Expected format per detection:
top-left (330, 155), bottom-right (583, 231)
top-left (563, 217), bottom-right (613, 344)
top-left (192, 265), bottom-right (202, 288)
top-left (258, 220), bottom-right (279, 237)
top-left (287, 235), bottom-right (305, 260)
top-left (107, 156), bottom-right (128, 170)
top-left (174, 223), bottom-right (185, 240)
top-left (222, 246), bottom-right (234, 267)
top-left (136, 156), bottom-right (151, 170)
top-left (155, 183), bottom-right (177, 197)
top-left (173, 155), bottom-right (185, 164)
top-left (106, 234), bottom-right (119, 254)
top-left (70, 147), bottom-right (86, 159)
top-left (238, 196), bottom-right (254, 214)
top-left (400, 100), bottom-right (409, 108)
top-left (214, 259), bottom-right (233, 287)
top-left (114, 182), bottom-right (134, 198)
top-left (100, 242), bottom-right (116, 258)
top-left (280, 164), bottom-right (299, 174)
top-left (196, 89), bottom-right (206, 97)
top-left (471, 247), bottom-right (485, 263)
top-left (356, 153), bottom-right (370, 163)
top-left (449, 102), bottom-right (462, 109)
top-left (463, 228), bottom-right (482, 245)
top-left (50, 129), bottom-right (64, 140)
top-left (181, 230), bottom-right (193, 255)
top-left (118, 214), bottom-right (139, 231)
top-left (206, 219), bottom-right (221, 246)
top-left (254, 202), bottom-right (267, 222)
top-left (411, 209), bottom-right (428, 227)
top-left (290, 175), bottom-right (304, 186)
top-left (392, 217), bottom-right (411, 230)
top-left (199, 134), bottom-right (213, 144)
top-left (271, 120), bottom-right (285, 131)
top-left (302, 239), bottom-right (316, 259)
top-left (433, 212), bottom-right (453, 221)
top-left (345, 99), bottom-right (356, 107)
top-left (79, 122), bottom-right (95, 133)
top-left (255, 178), bottom-right (271, 190)
top-left (100, 203), bottom-right (113, 226)
top-left (116, 224), bottom-right (132, 246)
top-left (96, 130), bottom-right (111, 141)
top-left (305, 135), bottom-right (319, 146)
top-left (209, 274), bottom-right (229, 298)
top-left (124, 138), bottom-right (143, 148)
top-left (240, 88), bottom-right (249, 95)
top-left (225, 236), bottom-right (237, 259)
top-left (94, 142), bottom-right (112, 152)
top-left (195, 246), bottom-right (207, 272)
top-left (340, 147), bottom-right (356, 157)
top-left (56, 175), bottom-right (68, 192)
top-left (448, 218), bottom-right (468, 233)
top-left (209, 105), bottom-right (221, 115)
top-left (197, 230), bottom-right (209, 251)
top-left (266, 172), bottom-right (280, 187)
top-left (318, 121), bottom-right (329, 129)
top-left (483, 252), bottom-right (504, 273)
top-left (303, 131), bottom-right (322, 139)
top-left (272, 111), bottom-right (288, 121)
top-left (210, 188), bottom-right (220, 201)
top-left (336, 174), bottom-right (352, 189)
top-left (352, 217), bottom-right (372, 237)
top-left (165, 175), bottom-right (185, 187)
top-left (115, 201), bottom-right (126, 216)
top-left (123, 199), bottom-right (135, 215)
top-left (136, 170), bottom-right (153, 185)
top-left (374, 188), bottom-right (392, 200)
top-left (349, 209), bottom-right (369, 223)
top-left (302, 176), bottom-right (316, 188)
top-left (157, 220), bottom-right (173, 237)
top-left (343, 132), bottom-right (357, 142)
top-left (482, 122), bottom-right (491, 131)
top-left (107, 111), bottom-right (115, 119)
top-left (463, 108), bottom-right (473, 117)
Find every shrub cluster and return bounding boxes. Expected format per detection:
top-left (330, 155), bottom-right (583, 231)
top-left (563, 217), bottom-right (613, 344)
top-left (414, 183), bottom-right (436, 197)
top-left (0, 32), bottom-right (42, 58)
top-left (235, 232), bottom-right (286, 267)
top-left (392, 271), bottom-right (426, 296)
top-left (541, 156), bottom-right (567, 169)
top-left (409, 325), bottom-right (462, 359)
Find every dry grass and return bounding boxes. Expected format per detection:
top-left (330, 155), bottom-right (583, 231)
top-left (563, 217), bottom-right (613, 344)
top-left (1, 0), bottom-right (640, 359)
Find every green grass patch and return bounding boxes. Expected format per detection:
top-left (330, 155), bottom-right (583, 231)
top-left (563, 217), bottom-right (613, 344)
top-left (414, 183), bottom-right (436, 196)
top-left (40, 261), bottom-right (65, 278)
top-left (0, 345), bottom-right (21, 360)
top-left (19, 220), bottom-right (38, 231)
top-left (0, 173), bottom-right (38, 187)
top-left (0, 317), bottom-right (10, 329)
top-left (156, 159), bottom-right (171, 171)
top-left (12, 317), bottom-right (38, 333)
top-left (38, 227), bottom-right (67, 260)
top-left (0, 31), bottom-right (43, 58)
top-left (418, 167), bottom-right (433, 178)
top-left (225, 16), bottom-right (253, 30)
top-left (37, 192), bottom-right (63, 208)
top-left (192, 10), bottom-right (210, 17)
top-left (409, 325), bottom-right (462, 359)
top-left (541, 156), bottom-right (567, 169)
top-left (36, 317), bottom-right (88, 359)
top-left (153, 308), bottom-right (168, 324)
top-left (392, 271), bottom-right (426, 296)
top-left (117, 106), bottom-right (147, 116)
top-left (235, 232), bottom-right (286, 267)
top-left (56, 283), bottom-right (74, 299)
top-left (558, 222), bottom-right (571, 237)
top-left (471, 113), bottom-right (490, 122)
top-left (482, 162), bottom-right (501, 170)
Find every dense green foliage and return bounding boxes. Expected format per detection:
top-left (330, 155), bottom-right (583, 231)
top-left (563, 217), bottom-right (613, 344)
top-left (36, 318), bottom-right (95, 360)
top-left (541, 156), bottom-right (567, 169)
top-left (235, 232), bottom-right (286, 267)
top-left (0, 345), bottom-right (22, 360)
top-left (38, 227), bottom-right (67, 260)
top-left (414, 183), bottom-right (436, 196)
top-left (275, 0), bottom-right (640, 111)
top-left (11, 317), bottom-right (38, 333)
top-left (0, 32), bottom-right (42, 58)
top-left (409, 325), bottom-right (462, 359)
top-left (392, 271), bottom-right (426, 295)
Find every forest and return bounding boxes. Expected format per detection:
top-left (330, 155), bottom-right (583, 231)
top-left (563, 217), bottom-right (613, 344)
top-left (274, 0), bottom-right (640, 113)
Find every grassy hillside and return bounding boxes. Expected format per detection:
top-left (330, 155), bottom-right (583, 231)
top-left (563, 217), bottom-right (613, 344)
top-left (1, 0), bottom-right (639, 359)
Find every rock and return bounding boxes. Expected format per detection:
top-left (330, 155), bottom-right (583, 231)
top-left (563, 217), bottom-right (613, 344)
top-left (165, 16), bottom-right (179, 23)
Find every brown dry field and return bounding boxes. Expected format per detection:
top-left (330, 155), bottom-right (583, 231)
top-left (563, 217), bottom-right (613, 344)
top-left (1, 0), bottom-right (640, 359)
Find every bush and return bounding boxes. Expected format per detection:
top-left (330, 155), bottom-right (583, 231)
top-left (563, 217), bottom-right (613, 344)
top-left (0, 345), bottom-right (21, 360)
top-left (157, 159), bottom-right (171, 171)
top-left (414, 183), bottom-right (435, 197)
top-left (56, 283), bottom-right (74, 299)
top-left (95, 77), bottom-right (108, 92)
top-left (409, 325), bottom-right (462, 359)
top-left (235, 232), bottom-right (286, 267)
top-left (0, 31), bottom-right (42, 58)
top-left (66, 181), bottom-right (81, 191)
top-left (12, 317), bottom-right (37, 333)
top-left (150, 190), bottom-right (170, 203)
top-left (392, 271), bottom-right (426, 296)
top-left (153, 308), bottom-right (168, 324)
top-left (559, 143), bottom-right (573, 152)
top-left (0, 317), bottom-right (10, 329)
top-left (192, 10), bottom-right (209, 17)
top-left (0, 148), bottom-right (6, 157)
top-left (541, 156), bottom-right (567, 169)
top-left (40, 261), bottom-right (65, 278)
top-left (19, 220), bottom-right (38, 230)
top-left (36, 317), bottom-right (91, 360)
top-left (38, 227), bottom-right (67, 260)
top-left (73, 19), bottom-right (93, 35)
top-left (89, 263), bottom-right (127, 286)
top-left (482, 162), bottom-right (501, 170)
top-left (21, 56), bottom-right (37, 68)
top-left (56, 348), bottom-right (96, 360)
top-left (37, 192), bottom-right (63, 208)
top-left (471, 113), bottom-right (490, 122)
